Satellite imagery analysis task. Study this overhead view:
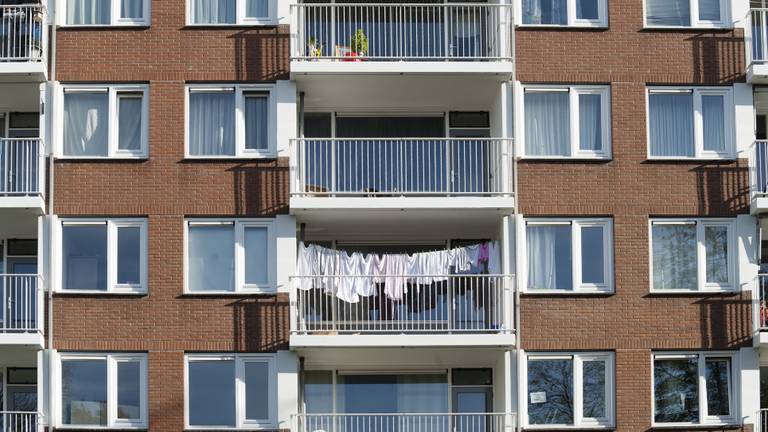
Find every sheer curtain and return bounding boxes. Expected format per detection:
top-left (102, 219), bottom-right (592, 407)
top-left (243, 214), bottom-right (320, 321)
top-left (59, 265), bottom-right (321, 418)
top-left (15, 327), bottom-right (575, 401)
top-left (527, 225), bottom-right (572, 290)
top-left (188, 224), bottom-right (235, 292)
top-left (63, 93), bottom-right (108, 156)
top-left (118, 96), bottom-right (142, 151)
top-left (652, 224), bottom-right (697, 290)
top-left (120, 0), bottom-right (143, 19)
top-left (698, 0), bottom-right (721, 21)
top-left (649, 93), bottom-right (694, 157)
top-left (524, 91), bottom-right (570, 156)
top-left (702, 95), bottom-right (725, 153)
top-left (523, 0), bottom-right (566, 25)
top-left (578, 94), bottom-right (602, 152)
top-left (191, 0), bottom-right (236, 24)
top-left (67, 0), bottom-right (110, 25)
top-left (646, 0), bottom-right (690, 26)
top-left (245, 95), bottom-right (268, 150)
top-left (189, 92), bottom-right (235, 156)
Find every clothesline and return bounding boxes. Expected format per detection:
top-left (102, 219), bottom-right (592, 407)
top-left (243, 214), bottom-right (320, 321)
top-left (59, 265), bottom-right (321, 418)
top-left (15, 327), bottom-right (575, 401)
top-left (294, 241), bottom-right (500, 303)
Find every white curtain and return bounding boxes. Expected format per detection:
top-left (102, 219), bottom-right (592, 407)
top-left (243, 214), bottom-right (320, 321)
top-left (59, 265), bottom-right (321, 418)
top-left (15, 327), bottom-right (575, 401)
top-left (646, 0), bottom-right (690, 26)
top-left (245, 95), bottom-right (268, 150)
top-left (63, 93), bottom-right (108, 156)
top-left (120, 0), bottom-right (143, 19)
top-left (527, 225), bottom-right (571, 290)
top-left (652, 224), bottom-right (697, 290)
top-left (189, 92), bottom-right (235, 156)
top-left (67, 0), bottom-right (110, 25)
top-left (578, 93), bottom-right (602, 151)
top-left (522, 0), bottom-right (566, 25)
top-left (702, 95), bottom-right (725, 152)
top-left (524, 91), bottom-right (570, 156)
top-left (698, 0), bottom-right (721, 21)
top-left (649, 93), bottom-right (694, 157)
top-left (246, 0), bottom-right (269, 18)
top-left (188, 225), bottom-right (235, 292)
top-left (191, 0), bottom-right (236, 24)
top-left (118, 97), bottom-right (142, 151)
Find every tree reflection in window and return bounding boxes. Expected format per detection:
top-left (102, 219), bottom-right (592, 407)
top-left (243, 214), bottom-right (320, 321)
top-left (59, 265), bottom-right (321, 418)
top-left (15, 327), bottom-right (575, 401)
top-left (527, 358), bottom-right (573, 425)
top-left (654, 357), bottom-right (698, 423)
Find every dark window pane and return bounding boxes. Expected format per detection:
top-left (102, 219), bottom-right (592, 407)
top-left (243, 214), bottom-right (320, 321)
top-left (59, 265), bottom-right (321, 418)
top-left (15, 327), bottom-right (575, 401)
top-left (337, 374), bottom-right (448, 414)
top-left (335, 116), bottom-right (445, 138)
top-left (188, 360), bottom-right (236, 426)
top-left (62, 224), bottom-right (107, 291)
top-left (7, 368), bottom-right (36, 384)
top-left (117, 226), bottom-right (141, 285)
top-left (61, 359), bottom-right (108, 426)
top-left (654, 357), bottom-right (699, 423)
top-left (706, 358), bottom-right (730, 416)
top-left (304, 371), bottom-right (333, 415)
top-left (449, 112), bottom-right (490, 128)
top-left (245, 362), bottom-right (269, 420)
top-left (117, 361), bottom-right (141, 420)
top-left (303, 113), bottom-right (332, 138)
top-left (582, 360), bottom-right (606, 419)
top-left (576, 0), bottom-right (599, 20)
top-left (7, 239), bottom-right (37, 256)
top-left (452, 368), bottom-right (492, 386)
top-left (527, 358), bottom-right (574, 425)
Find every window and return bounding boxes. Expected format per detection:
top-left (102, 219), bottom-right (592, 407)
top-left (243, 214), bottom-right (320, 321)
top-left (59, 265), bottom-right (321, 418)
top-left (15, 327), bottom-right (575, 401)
top-left (524, 218), bottom-right (613, 293)
top-left (521, 0), bottom-right (607, 27)
top-left (185, 220), bottom-right (273, 293)
top-left (58, 353), bottom-right (147, 428)
top-left (187, 0), bottom-right (275, 25)
top-left (523, 353), bottom-right (614, 428)
top-left (645, 0), bottom-right (730, 28)
top-left (58, 218), bottom-right (148, 293)
top-left (186, 85), bottom-right (274, 158)
top-left (63, 0), bottom-right (150, 25)
top-left (185, 354), bottom-right (276, 429)
top-left (647, 87), bottom-right (733, 159)
top-left (653, 353), bottom-right (736, 426)
top-left (650, 219), bottom-right (735, 292)
top-left (520, 85), bottom-right (611, 158)
top-left (61, 85), bottom-right (149, 158)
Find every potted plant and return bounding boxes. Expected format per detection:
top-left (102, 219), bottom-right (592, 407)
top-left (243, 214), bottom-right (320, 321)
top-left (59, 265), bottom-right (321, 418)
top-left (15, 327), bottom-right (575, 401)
top-left (307, 36), bottom-right (323, 59)
top-left (347, 28), bottom-right (368, 61)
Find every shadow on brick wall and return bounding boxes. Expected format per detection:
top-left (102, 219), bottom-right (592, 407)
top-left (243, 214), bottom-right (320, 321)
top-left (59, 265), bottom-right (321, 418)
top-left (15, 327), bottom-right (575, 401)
top-left (229, 162), bottom-right (290, 216)
top-left (231, 296), bottom-right (290, 352)
top-left (692, 163), bottom-right (750, 215)
top-left (231, 28), bottom-right (290, 81)
top-left (688, 32), bottom-right (746, 84)
top-left (694, 293), bottom-right (753, 349)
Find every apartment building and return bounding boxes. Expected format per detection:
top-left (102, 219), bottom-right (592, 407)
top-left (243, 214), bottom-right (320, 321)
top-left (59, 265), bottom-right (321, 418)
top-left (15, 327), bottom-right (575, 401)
top-left (0, 0), bottom-right (766, 431)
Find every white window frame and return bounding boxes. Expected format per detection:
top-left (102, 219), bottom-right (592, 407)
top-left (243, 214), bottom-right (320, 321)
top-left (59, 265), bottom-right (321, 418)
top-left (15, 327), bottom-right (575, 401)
top-left (643, 0), bottom-right (732, 29)
top-left (184, 354), bottom-right (277, 430)
top-left (55, 352), bottom-right (148, 429)
top-left (58, 0), bottom-right (151, 26)
top-left (517, 84), bottom-right (612, 159)
top-left (186, 0), bottom-right (277, 26)
top-left (651, 352), bottom-right (739, 427)
top-left (646, 87), bottom-right (735, 160)
top-left (521, 218), bottom-right (614, 294)
top-left (521, 352), bottom-right (615, 429)
top-left (184, 85), bottom-right (276, 159)
top-left (648, 218), bottom-right (736, 293)
top-left (516, 0), bottom-right (608, 27)
top-left (183, 219), bottom-right (276, 294)
top-left (56, 85), bottom-right (149, 159)
top-left (54, 218), bottom-right (148, 294)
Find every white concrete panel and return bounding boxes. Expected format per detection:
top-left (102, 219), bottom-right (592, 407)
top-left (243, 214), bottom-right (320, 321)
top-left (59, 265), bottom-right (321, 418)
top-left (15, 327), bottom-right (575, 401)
top-left (276, 80), bottom-right (297, 156)
top-left (277, 350), bottom-right (299, 429)
top-left (735, 83), bottom-right (756, 157)
top-left (276, 214), bottom-right (297, 294)
top-left (741, 347), bottom-right (760, 426)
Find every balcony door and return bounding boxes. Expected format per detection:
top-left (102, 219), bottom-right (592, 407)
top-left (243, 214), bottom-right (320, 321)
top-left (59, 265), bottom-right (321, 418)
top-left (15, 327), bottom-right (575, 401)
top-left (0, 239), bottom-right (37, 331)
top-left (0, 113), bottom-right (39, 195)
top-left (0, 367), bottom-right (37, 432)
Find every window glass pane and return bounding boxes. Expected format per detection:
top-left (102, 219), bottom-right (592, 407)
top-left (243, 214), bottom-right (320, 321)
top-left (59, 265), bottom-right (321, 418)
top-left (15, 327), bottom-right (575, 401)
top-left (245, 227), bottom-right (268, 285)
top-left (654, 357), bottom-right (699, 423)
top-left (705, 358), bottom-right (731, 416)
top-left (120, 0), bottom-right (143, 18)
top-left (117, 226), bottom-right (141, 285)
top-left (190, 0), bottom-right (236, 24)
top-left (581, 226), bottom-right (605, 285)
top-left (117, 361), bottom-right (141, 420)
top-left (524, 91), bottom-right (570, 156)
top-left (702, 95), bottom-right (726, 152)
top-left (576, 0), bottom-right (599, 20)
top-left (67, 0), bottom-right (111, 25)
top-left (304, 371), bottom-right (333, 415)
top-left (7, 368), bottom-right (36, 385)
top-left (526, 225), bottom-right (572, 290)
top-left (452, 368), bottom-right (493, 386)
top-left (63, 93), bottom-right (109, 156)
top-left (189, 92), bottom-right (235, 155)
top-left (188, 224), bottom-right (235, 292)
top-left (652, 224), bottom-right (697, 290)
top-left (522, 0), bottom-right (567, 25)
top-left (245, 362), bottom-right (269, 421)
top-left (705, 225), bottom-right (729, 284)
top-left (649, 93), bottom-right (694, 157)
top-left (582, 360), bottom-right (606, 419)
top-left (62, 224), bottom-right (108, 291)
top-left (188, 360), bottom-right (236, 426)
top-left (118, 96), bottom-right (142, 151)
top-left (578, 94), bottom-right (602, 151)
top-left (698, 0), bottom-right (721, 21)
top-left (336, 374), bottom-right (448, 414)
top-left (646, 0), bottom-right (691, 26)
top-left (246, 0), bottom-right (269, 18)
top-left (245, 94), bottom-right (269, 150)
top-left (527, 358), bottom-right (574, 425)
top-left (61, 359), bottom-right (107, 426)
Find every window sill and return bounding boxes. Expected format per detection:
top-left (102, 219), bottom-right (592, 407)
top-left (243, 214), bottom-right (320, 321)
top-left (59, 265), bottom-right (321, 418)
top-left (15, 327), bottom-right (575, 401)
top-left (56, 155), bottom-right (148, 161)
top-left (641, 25), bottom-right (733, 31)
top-left (523, 426), bottom-right (614, 431)
top-left (56, 426), bottom-right (147, 430)
top-left (182, 290), bottom-right (277, 296)
top-left (644, 156), bottom-right (736, 163)
top-left (54, 290), bottom-right (147, 296)
top-left (516, 24), bottom-right (608, 30)
top-left (185, 426), bottom-right (277, 431)
top-left (650, 423), bottom-right (740, 430)
top-left (183, 155), bottom-right (278, 160)
top-left (522, 289), bottom-right (614, 296)
top-left (183, 23), bottom-right (278, 29)
top-left (58, 24), bottom-right (150, 29)
top-left (520, 156), bottom-right (612, 162)
top-left (648, 289), bottom-right (738, 296)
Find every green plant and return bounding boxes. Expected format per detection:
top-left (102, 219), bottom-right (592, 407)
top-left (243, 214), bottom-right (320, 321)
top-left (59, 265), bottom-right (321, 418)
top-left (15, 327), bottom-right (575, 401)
top-left (350, 28), bottom-right (368, 55)
top-left (307, 36), bottom-right (322, 57)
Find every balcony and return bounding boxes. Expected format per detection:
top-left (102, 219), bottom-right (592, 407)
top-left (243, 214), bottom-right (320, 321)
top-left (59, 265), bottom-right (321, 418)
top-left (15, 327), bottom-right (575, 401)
top-left (290, 138), bottom-right (515, 213)
top-left (750, 141), bottom-right (768, 214)
top-left (290, 2), bottom-right (513, 78)
top-left (294, 413), bottom-right (515, 432)
top-left (0, 138), bottom-right (45, 213)
top-left (291, 274), bottom-right (515, 347)
top-left (0, 4), bottom-right (47, 80)
top-left (0, 274), bottom-right (42, 346)
top-left (0, 412), bottom-right (39, 432)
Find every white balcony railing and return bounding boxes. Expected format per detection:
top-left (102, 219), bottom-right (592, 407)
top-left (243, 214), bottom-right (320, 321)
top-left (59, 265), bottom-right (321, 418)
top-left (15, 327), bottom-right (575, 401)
top-left (0, 5), bottom-right (46, 63)
top-left (0, 411), bottom-right (39, 432)
top-left (293, 274), bottom-right (514, 334)
top-left (750, 140), bottom-right (768, 200)
top-left (0, 275), bottom-right (41, 333)
top-left (0, 138), bottom-right (43, 197)
top-left (291, 3), bottom-right (512, 61)
top-left (295, 413), bottom-right (515, 432)
top-left (291, 138), bottom-right (513, 197)
top-left (758, 409), bottom-right (768, 432)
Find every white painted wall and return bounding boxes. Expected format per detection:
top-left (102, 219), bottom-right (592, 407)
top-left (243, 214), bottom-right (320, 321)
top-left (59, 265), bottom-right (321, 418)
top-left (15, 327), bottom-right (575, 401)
top-left (275, 214), bottom-right (297, 294)
top-left (741, 347), bottom-right (760, 426)
top-left (276, 80), bottom-right (297, 157)
top-left (735, 83), bottom-right (756, 158)
top-left (277, 350), bottom-right (299, 430)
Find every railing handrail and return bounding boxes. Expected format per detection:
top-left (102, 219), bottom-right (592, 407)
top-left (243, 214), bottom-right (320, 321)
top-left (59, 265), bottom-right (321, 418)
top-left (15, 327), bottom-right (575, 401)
top-left (293, 273), bottom-right (514, 278)
top-left (0, 411), bottom-right (41, 415)
top-left (292, 137), bottom-right (513, 142)
top-left (294, 412), bottom-right (513, 417)
top-left (293, 3), bottom-right (513, 8)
